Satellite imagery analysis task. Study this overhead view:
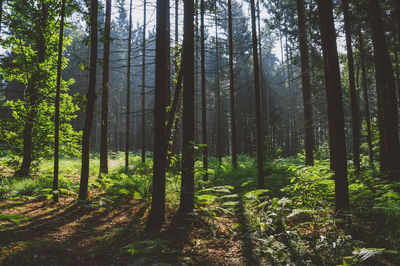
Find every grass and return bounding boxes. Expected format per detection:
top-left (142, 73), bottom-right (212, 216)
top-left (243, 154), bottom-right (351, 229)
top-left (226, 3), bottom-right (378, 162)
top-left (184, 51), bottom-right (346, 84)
top-left (0, 152), bottom-right (399, 265)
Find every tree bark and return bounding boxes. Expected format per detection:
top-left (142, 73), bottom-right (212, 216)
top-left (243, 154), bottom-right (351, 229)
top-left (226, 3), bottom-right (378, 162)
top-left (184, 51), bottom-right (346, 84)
top-left (250, 0), bottom-right (264, 189)
top-left (179, 0), bottom-right (195, 215)
top-left (369, 0), bottom-right (400, 178)
top-left (342, 0), bottom-right (360, 173)
top-left (100, 0), bottom-right (111, 175)
top-left (53, 0), bottom-right (66, 202)
top-left (295, 0), bottom-right (314, 166)
top-left (200, 0), bottom-right (208, 180)
top-left (316, 0), bottom-right (349, 211)
top-left (147, 0), bottom-right (169, 231)
top-left (358, 31), bottom-right (374, 165)
top-left (79, 0), bottom-right (98, 200)
top-left (125, 0), bottom-right (133, 171)
top-left (228, 0), bottom-right (237, 169)
top-left (17, 2), bottom-right (48, 177)
top-left (141, 0), bottom-right (147, 164)
top-left (215, 9), bottom-right (222, 165)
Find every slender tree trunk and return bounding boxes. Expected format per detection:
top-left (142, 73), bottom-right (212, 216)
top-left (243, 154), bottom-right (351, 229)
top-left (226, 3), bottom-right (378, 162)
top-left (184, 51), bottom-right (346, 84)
top-left (125, 0), bottom-right (133, 171)
top-left (358, 32), bottom-right (374, 165)
top-left (215, 9), bottom-right (222, 165)
top-left (250, 0), bottom-right (264, 189)
top-left (147, 0), bottom-right (169, 231)
top-left (369, 0), bottom-right (400, 178)
top-left (316, 0), bottom-right (349, 211)
top-left (141, 0), bottom-right (147, 164)
top-left (179, 0), bottom-right (195, 215)
top-left (200, 0), bottom-right (208, 180)
top-left (100, 0), bottom-right (111, 175)
top-left (53, 0), bottom-right (66, 202)
top-left (257, 0), bottom-right (267, 143)
top-left (79, 0), bottom-right (98, 200)
top-left (228, 0), bottom-right (237, 169)
top-left (342, 0), bottom-right (360, 173)
top-left (295, 0), bottom-right (314, 166)
top-left (17, 3), bottom-right (48, 177)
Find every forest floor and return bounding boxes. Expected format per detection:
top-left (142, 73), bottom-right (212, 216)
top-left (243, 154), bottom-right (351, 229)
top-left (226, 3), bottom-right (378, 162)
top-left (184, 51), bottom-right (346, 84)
top-left (1, 155), bottom-right (400, 265)
top-left (0, 168), bottom-right (255, 265)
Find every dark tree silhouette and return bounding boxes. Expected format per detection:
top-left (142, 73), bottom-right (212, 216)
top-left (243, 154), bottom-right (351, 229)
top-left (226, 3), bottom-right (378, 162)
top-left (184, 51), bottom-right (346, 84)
top-left (200, 0), bottom-right (208, 180)
top-left (79, 0), bottom-right (98, 200)
top-left (250, 0), bottom-right (264, 189)
top-left (99, 0), bottom-right (111, 175)
top-left (147, 0), bottom-right (169, 231)
top-left (316, 0), bottom-right (349, 211)
top-left (53, 0), bottom-right (66, 202)
top-left (125, 0), bottom-right (133, 171)
top-left (179, 0), bottom-right (195, 215)
top-left (295, 0), bottom-right (314, 166)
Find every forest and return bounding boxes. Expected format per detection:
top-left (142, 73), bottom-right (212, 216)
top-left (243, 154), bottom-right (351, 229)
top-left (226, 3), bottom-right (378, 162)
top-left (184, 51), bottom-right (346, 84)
top-left (0, 0), bottom-right (399, 265)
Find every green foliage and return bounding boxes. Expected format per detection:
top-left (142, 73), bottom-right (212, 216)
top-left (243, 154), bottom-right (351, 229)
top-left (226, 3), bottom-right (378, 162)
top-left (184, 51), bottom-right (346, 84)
top-left (0, 0), bottom-right (81, 164)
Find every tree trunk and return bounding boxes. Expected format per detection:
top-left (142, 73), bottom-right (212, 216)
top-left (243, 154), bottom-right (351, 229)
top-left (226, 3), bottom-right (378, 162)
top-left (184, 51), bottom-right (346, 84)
top-left (141, 0), bottom-right (147, 164)
top-left (100, 0), bottom-right (111, 175)
top-left (295, 0), bottom-right (314, 166)
top-left (179, 0), bottom-right (195, 215)
top-left (79, 0), bottom-right (98, 200)
top-left (358, 32), bottom-right (374, 165)
top-left (250, 0), bottom-right (264, 189)
top-left (342, 0), bottom-right (360, 173)
top-left (53, 0), bottom-right (66, 202)
top-left (200, 0), bottom-right (208, 180)
top-left (316, 0), bottom-right (349, 211)
top-left (147, 0), bottom-right (169, 231)
top-left (0, 0), bottom-right (3, 34)
top-left (228, 0), bottom-right (237, 169)
top-left (369, 0), bottom-right (400, 178)
top-left (17, 2), bottom-right (48, 177)
top-left (125, 0), bottom-right (133, 171)
top-left (215, 9), bottom-right (222, 165)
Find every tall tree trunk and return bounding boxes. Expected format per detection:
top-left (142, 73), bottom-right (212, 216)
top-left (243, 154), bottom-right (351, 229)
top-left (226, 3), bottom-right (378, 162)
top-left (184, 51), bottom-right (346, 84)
top-left (179, 0), bottom-right (195, 215)
top-left (228, 0), bottom-right (237, 169)
top-left (358, 32), bottom-right (374, 165)
top-left (250, 0), bottom-right (264, 189)
top-left (53, 0), bottom-right (66, 202)
top-left (316, 0), bottom-right (349, 211)
top-left (342, 0), bottom-right (361, 174)
top-left (215, 9), bottom-right (222, 165)
top-left (100, 0), bottom-right (111, 175)
top-left (342, 0), bottom-right (360, 173)
top-left (295, 0), bottom-right (314, 166)
top-left (200, 0), bottom-right (208, 180)
top-left (141, 0), bottom-right (147, 164)
top-left (147, 0), bottom-right (169, 231)
top-left (79, 0), bottom-right (98, 200)
top-left (17, 3), bottom-right (48, 177)
top-left (369, 0), bottom-right (400, 178)
top-left (125, 0), bottom-right (133, 171)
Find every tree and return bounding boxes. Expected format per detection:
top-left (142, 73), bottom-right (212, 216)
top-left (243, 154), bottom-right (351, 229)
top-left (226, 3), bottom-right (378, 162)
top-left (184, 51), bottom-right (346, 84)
top-left (295, 0), bottom-right (314, 166)
top-left (125, 0), bottom-right (133, 171)
top-left (147, 0), bottom-right (169, 231)
top-left (141, 0), bottom-right (147, 164)
top-left (0, 0), bottom-right (3, 34)
top-left (53, 0), bottom-right (66, 202)
top-left (78, 0), bottom-right (98, 201)
top-left (200, 0), bottom-right (208, 180)
top-left (342, 0), bottom-right (361, 174)
top-left (214, 5), bottom-right (222, 165)
top-left (249, 0), bottom-right (264, 189)
top-left (358, 31), bottom-right (374, 165)
top-left (179, 0), bottom-right (195, 215)
top-left (369, 0), bottom-right (400, 179)
top-left (316, 0), bottom-right (349, 211)
top-left (99, 0), bottom-right (112, 176)
top-left (228, 0), bottom-right (237, 169)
